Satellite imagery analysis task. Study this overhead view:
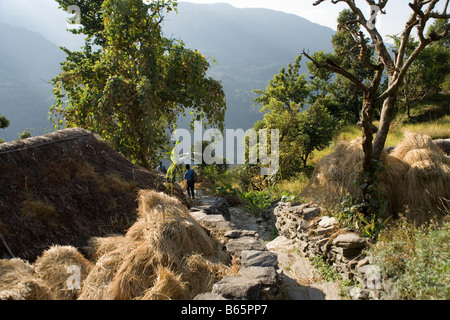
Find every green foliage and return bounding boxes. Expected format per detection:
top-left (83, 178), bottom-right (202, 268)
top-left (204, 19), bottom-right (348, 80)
top-left (253, 55), bottom-right (337, 179)
top-left (327, 9), bottom-right (376, 123)
top-left (18, 129), bottom-right (32, 140)
top-left (51, 0), bottom-right (226, 169)
top-left (372, 219), bottom-right (450, 300)
top-left (0, 114), bottom-right (10, 143)
top-left (216, 183), bottom-right (271, 215)
top-left (336, 193), bottom-right (390, 240)
top-left (391, 20), bottom-right (450, 119)
top-left (334, 161), bottom-right (391, 240)
top-left (192, 140), bottom-right (229, 179)
top-left (297, 101), bottom-right (338, 166)
top-left (309, 256), bottom-right (341, 282)
top-left (0, 115), bottom-right (10, 130)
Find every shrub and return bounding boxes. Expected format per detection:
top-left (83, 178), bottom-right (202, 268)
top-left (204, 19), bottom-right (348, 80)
top-left (372, 218), bottom-right (450, 300)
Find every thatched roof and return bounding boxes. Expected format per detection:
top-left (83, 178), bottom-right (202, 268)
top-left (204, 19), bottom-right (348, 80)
top-left (0, 128), bottom-right (189, 261)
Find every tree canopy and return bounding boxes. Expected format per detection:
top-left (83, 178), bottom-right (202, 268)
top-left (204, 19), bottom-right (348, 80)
top-left (51, 0), bottom-right (226, 168)
top-left (253, 55), bottom-right (337, 178)
top-left (0, 115), bottom-right (10, 143)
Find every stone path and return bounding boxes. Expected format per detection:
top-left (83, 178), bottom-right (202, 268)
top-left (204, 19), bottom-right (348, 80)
top-left (189, 191), bottom-right (341, 300)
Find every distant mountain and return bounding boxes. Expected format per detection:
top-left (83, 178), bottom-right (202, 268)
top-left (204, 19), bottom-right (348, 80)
top-left (163, 2), bottom-right (335, 131)
top-left (0, 3), bottom-right (335, 142)
top-left (0, 22), bottom-right (65, 142)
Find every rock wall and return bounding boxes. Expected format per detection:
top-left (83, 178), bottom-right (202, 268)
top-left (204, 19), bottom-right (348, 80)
top-left (270, 201), bottom-right (399, 300)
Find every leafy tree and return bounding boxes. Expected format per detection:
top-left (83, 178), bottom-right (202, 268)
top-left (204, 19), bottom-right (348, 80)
top-left (51, 0), bottom-right (226, 169)
top-left (0, 115), bottom-right (10, 143)
top-left (297, 100), bottom-right (338, 166)
top-left (253, 55), bottom-right (336, 177)
top-left (332, 9), bottom-right (376, 123)
top-left (18, 129), bottom-right (32, 140)
top-left (394, 20), bottom-right (450, 119)
top-left (192, 140), bottom-right (228, 178)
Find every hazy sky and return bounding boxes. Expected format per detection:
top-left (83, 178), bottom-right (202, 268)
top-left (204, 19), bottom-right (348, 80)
top-left (0, 0), bottom-right (446, 49)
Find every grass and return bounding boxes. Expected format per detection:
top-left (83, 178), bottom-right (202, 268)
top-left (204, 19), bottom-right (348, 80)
top-left (271, 105), bottom-right (450, 300)
top-left (372, 217), bottom-right (450, 300)
top-left (264, 172), bottom-right (311, 201)
top-left (309, 115), bottom-right (450, 166)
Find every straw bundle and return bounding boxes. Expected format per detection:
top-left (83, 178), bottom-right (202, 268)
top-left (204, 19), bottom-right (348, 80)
top-left (84, 235), bottom-right (130, 261)
top-left (34, 245), bottom-right (93, 300)
top-left (80, 190), bottom-right (230, 300)
top-left (391, 133), bottom-right (450, 222)
top-left (139, 266), bottom-right (189, 300)
top-left (303, 133), bottom-right (450, 222)
top-left (78, 241), bottom-right (134, 300)
top-left (303, 139), bottom-right (366, 202)
top-left (179, 254), bottom-right (230, 298)
top-left (0, 128), bottom-right (189, 261)
top-left (0, 258), bottom-right (54, 300)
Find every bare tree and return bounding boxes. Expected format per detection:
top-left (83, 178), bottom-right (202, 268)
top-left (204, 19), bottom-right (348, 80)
top-left (304, 0), bottom-right (450, 212)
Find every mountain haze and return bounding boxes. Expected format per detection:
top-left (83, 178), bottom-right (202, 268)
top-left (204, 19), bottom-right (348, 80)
top-left (0, 2), bottom-right (335, 142)
top-left (163, 2), bottom-right (335, 130)
top-left (0, 22), bottom-right (65, 142)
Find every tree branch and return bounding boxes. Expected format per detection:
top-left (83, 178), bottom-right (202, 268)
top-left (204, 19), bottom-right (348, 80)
top-left (302, 50), bottom-right (369, 92)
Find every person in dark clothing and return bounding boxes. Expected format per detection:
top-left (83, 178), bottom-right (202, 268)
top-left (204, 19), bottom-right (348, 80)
top-left (184, 164), bottom-right (196, 199)
top-left (157, 161), bottom-right (167, 174)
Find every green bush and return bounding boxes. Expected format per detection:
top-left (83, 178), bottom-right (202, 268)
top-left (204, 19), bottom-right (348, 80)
top-left (372, 220), bottom-right (450, 300)
top-left (216, 183), bottom-right (272, 215)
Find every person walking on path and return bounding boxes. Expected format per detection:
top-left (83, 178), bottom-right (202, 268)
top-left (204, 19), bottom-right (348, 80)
top-left (184, 164), bottom-right (197, 200)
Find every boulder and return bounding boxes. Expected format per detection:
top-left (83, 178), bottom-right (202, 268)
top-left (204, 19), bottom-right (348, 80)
top-left (224, 229), bottom-right (258, 239)
top-left (266, 236), bottom-right (294, 251)
top-left (212, 276), bottom-right (262, 300)
top-left (332, 233), bottom-right (366, 249)
top-left (241, 250), bottom-right (278, 268)
top-left (238, 267), bottom-right (278, 286)
top-left (302, 207), bottom-right (321, 221)
top-left (195, 197), bottom-right (231, 221)
top-left (318, 216), bottom-right (337, 228)
top-left (225, 237), bottom-right (267, 255)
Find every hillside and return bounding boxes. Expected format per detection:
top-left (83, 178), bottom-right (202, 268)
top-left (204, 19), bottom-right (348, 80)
top-left (0, 3), bottom-right (335, 143)
top-left (0, 22), bottom-right (65, 142)
top-left (163, 2), bottom-right (335, 131)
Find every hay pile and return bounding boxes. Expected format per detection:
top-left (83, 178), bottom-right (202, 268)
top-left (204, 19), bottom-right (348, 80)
top-left (79, 190), bottom-right (231, 300)
top-left (303, 133), bottom-right (450, 222)
top-left (0, 128), bottom-right (189, 261)
top-left (0, 191), bottom-right (233, 300)
top-left (0, 258), bottom-right (54, 300)
top-left (34, 246), bottom-right (93, 300)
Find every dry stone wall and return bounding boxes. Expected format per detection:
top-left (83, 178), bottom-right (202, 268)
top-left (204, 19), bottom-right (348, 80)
top-left (270, 201), bottom-right (399, 300)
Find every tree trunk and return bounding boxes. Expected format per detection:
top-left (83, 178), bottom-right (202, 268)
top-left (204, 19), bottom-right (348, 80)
top-left (361, 95), bottom-right (376, 173)
top-left (359, 94), bottom-right (379, 216)
top-left (373, 91), bottom-right (399, 161)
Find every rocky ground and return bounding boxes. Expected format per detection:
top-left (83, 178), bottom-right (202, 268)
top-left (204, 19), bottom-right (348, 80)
top-left (190, 191), bottom-right (342, 300)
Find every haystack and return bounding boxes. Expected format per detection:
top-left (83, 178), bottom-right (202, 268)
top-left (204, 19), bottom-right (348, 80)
top-left (34, 245), bottom-right (93, 300)
top-left (79, 191), bottom-right (231, 300)
top-left (303, 133), bottom-right (450, 221)
top-left (139, 266), bottom-right (188, 300)
top-left (78, 240), bottom-right (134, 300)
top-left (0, 258), bottom-right (54, 300)
top-left (0, 128), bottom-right (189, 261)
top-left (391, 132), bottom-right (450, 221)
